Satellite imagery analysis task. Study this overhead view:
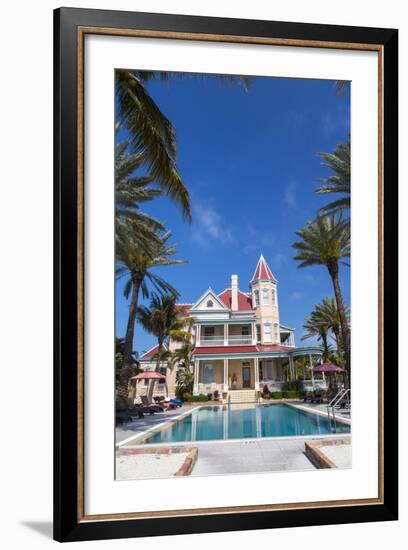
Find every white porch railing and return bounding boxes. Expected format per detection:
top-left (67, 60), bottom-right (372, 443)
top-left (197, 383), bottom-right (224, 394)
top-left (199, 336), bottom-right (224, 346)
top-left (227, 335), bottom-right (252, 345)
top-left (198, 335), bottom-right (253, 346)
top-left (301, 379), bottom-right (327, 391)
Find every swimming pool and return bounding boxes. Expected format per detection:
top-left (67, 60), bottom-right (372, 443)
top-left (141, 404), bottom-right (350, 444)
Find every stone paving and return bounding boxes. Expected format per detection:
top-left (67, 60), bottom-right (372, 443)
top-left (190, 437), bottom-right (319, 476)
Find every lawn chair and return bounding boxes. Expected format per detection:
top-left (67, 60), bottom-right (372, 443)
top-left (140, 395), bottom-right (165, 412)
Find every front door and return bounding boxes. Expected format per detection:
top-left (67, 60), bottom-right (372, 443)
top-left (242, 367), bottom-right (251, 388)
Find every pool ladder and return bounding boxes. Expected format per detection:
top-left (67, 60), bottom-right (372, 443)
top-left (327, 388), bottom-right (350, 424)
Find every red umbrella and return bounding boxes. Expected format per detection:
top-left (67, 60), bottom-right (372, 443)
top-left (312, 363), bottom-right (344, 373)
top-left (131, 372), bottom-right (166, 380)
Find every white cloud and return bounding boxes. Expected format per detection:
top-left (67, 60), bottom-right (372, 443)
top-left (283, 181), bottom-right (297, 208)
top-left (191, 201), bottom-right (235, 248)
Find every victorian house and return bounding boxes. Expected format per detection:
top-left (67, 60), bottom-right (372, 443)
top-left (137, 255), bottom-right (322, 403)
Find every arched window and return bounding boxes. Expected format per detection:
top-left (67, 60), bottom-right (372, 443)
top-left (206, 300), bottom-right (214, 308)
top-left (254, 290), bottom-right (260, 306)
top-left (262, 288), bottom-right (270, 305)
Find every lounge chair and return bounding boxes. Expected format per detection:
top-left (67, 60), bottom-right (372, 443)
top-left (140, 396), bottom-right (165, 412)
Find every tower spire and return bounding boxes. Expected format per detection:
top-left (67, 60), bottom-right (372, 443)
top-left (250, 254), bottom-right (277, 285)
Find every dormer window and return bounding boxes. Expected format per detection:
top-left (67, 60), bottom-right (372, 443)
top-left (206, 300), bottom-right (214, 308)
top-left (262, 288), bottom-right (270, 305)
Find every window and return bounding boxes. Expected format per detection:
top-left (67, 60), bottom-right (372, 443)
top-left (264, 321), bottom-right (272, 342)
top-left (256, 324), bottom-right (261, 342)
top-left (274, 323), bottom-right (279, 341)
top-left (262, 288), bottom-right (269, 305)
top-left (271, 288), bottom-right (276, 305)
top-left (206, 300), bottom-right (214, 308)
top-left (202, 362), bottom-right (214, 384)
top-left (254, 290), bottom-right (260, 306)
top-left (204, 326), bottom-right (215, 337)
top-left (266, 360), bottom-right (274, 380)
top-left (241, 325), bottom-right (250, 336)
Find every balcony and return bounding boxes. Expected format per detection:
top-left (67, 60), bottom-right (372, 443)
top-left (198, 323), bottom-right (255, 347)
top-left (227, 335), bottom-right (252, 345)
top-left (199, 335), bottom-right (225, 346)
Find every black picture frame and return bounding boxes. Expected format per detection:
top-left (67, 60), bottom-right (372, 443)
top-left (54, 7), bottom-right (398, 542)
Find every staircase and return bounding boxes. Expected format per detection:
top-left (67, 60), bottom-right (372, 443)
top-left (227, 390), bottom-right (258, 404)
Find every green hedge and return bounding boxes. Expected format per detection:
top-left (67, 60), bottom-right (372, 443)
top-left (270, 392), bottom-right (283, 399)
top-left (187, 394), bottom-right (209, 403)
top-left (282, 390), bottom-right (299, 399)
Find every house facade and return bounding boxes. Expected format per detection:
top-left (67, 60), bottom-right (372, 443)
top-left (137, 255), bottom-right (322, 402)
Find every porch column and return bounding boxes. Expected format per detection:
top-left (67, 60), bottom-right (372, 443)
top-left (289, 355), bottom-right (295, 381)
top-left (309, 353), bottom-right (315, 389)
top-left (251, 323), bottom-right (256, 345)
top-left (254, 357), bottom-right (260, 390)
top-left (224, 324), bottom-right (228, 346)
top-left (223, 359), bottom-right (228, 392)
top-left (193, 359), bottom-right (199, 395)
top-left (196, 325), bottom-right (201, 346)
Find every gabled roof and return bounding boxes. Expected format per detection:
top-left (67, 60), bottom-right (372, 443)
top-left (218, 288), bottom-right (253, 311)
top-left (189, 288), bottom-right (228, 311)
top-left (250, 254), bottom-right (277, 284)
top-left (139, 343), bottom-right (168, 360)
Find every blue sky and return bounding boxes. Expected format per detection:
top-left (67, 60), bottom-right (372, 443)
top-left (116, 73), bottom-right (350, 355)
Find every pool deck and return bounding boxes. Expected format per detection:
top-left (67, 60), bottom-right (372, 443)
top-left (116, 402), bottom-right (351, 479)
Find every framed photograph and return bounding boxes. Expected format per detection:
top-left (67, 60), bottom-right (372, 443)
top-left (54, 7), bottom-right (398, 542)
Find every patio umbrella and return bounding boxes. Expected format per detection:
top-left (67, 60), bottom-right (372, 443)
top-left (130, 371), bottom-right (166, 380)
top-left (312, 363), bottom-right (344, 393)
top-left (130, 371), bottom-right (167, 401)
top-left (312, 363), bottom-right (344, 373)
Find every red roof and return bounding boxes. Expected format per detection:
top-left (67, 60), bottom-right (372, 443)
top-left (218, 289), bottom-right (253, 311)
top-left (139, 344), bottom-right (169, 360)
top-left (250, 254), bottom-right (276, 283)
top-left (193, 344), bottom-right (292, 355)
top-left (175, 304), bottom-right (192, 317)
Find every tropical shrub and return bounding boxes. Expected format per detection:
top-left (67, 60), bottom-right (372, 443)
top-left (187, 394), bottom-right (209, 403)
top-left (282, 390), bottom-right (299, 399)
top-left (270, 392), bottom-right (283, 399)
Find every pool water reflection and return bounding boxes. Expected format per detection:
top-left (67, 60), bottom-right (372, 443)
top-left (142, 404), bottom-right (350, 444)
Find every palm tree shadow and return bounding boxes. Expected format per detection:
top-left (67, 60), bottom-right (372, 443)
top-left (21, 521), bottom-right (53, 539)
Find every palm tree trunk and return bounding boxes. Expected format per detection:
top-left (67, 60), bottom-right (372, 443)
top-left (327, 258), bottom-right (351, 383)
top-left (123, 271), bottom-right (142, 368)
top-left (321, 331), bottom-right (329, 362)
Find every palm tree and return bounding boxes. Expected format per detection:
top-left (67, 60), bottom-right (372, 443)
top-left (115, 337), bottom-right (140, 407)
top-left (137, 294), bottom-right (193, 401)
top-left (315, 297), bottom-right (350, 354)
top-left (334, 81), bottom-right (349, 95)
top-left (302, 311), bottom-right (331, 361)
top-left (292, 215), bottom-right (351, 375)
top-left (316, 140), bottom-right (350, 216)
top-left (116, 227), bottom-right (186, 368)
top-left (116, 70), bottom-right (191, 221)
top-left (115, 139), bottom-right (167, 255)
